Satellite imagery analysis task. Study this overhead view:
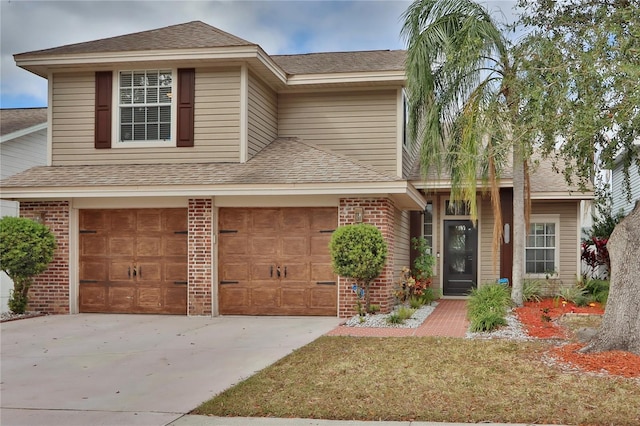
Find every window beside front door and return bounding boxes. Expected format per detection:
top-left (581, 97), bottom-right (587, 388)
top-left (423, 201), bottom-right (433, 254)
top-left (117, 70), bottom-right (174, 146)
top-left (525, 216), bottom-right (560, 276)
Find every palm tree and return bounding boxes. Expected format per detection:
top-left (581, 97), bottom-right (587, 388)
top-left (401, 0), bottom-right (529, 305)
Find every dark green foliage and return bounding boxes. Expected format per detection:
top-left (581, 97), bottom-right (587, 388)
top-left (583, 279), bottom-right (610, 305)
top-left (0, 216), bottom-right (56, 314)
top-left (467, 284), bottom-right (511, 332)
top-left (329, 224), bottom-right (387, 312)
top-left (411, 237), bottom-right (435, 281)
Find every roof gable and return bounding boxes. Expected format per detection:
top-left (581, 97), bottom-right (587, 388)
top-left (15, 21), bottom-right (254, 58)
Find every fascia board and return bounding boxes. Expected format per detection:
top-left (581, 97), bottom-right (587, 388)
top-left (0, 122), bottom-right (47, 144)
top-left (286, 70), bottom-right (405, 86)
top-left (410, 179), bottom-right (514, 190)
top-left (0, 181), bottom-right (414, 199)
top-left (531, 192), bottom-right (595, 200)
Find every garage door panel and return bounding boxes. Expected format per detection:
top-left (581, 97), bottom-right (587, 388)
top-left (165, 236), bottom-right (188, 256)
top-left (251, 237), bottom-right (277, 256)
top-left (110, 211), bottom-right (136, 232)
top-left (311, 209), bottom-right (337, 230)
top-left (251, 262), bottom-right (275, 280)
top-left (81, 261), bottom-right (108, 281)
top-left (81, 235), bottom-right (108, 256)
top-left (220, 235), bottom-right (249, 256)
top-left (310, 235), bottom-right (331, 256)
top-left (282, 209), bottom-right (308, 229)
top-left (110, 261), bottom-right (133, 281)
top-left (165, 263), bottom-right (187, 281)
top-left (310, 263), bottom-right (335, 281)
top-left (220, 209), bottom-right (248, 231)
top-left (80, 210), bottom-right (108, 231)
top-left (138, 287), bottom-right (162, 310)
top-left (310, 287), bottom-right (337, 309)
top-left (165, 210), bottom-right (188, 231)
top-left (110, 237), bottom-right (134, 256)
top-left (109, 286), bottom-right (136, 311)
top-left (219, 286), bottom-right (249, 310)
top-left (281, 288), bottom-right (307, 309)
top-left (251, 285), bottom-right (280, 308)
top-left (136, 262), bottom-right (161, 281)
top-left (281, 236), bottom-right (308, 256)
top-left (79, 285), bottom-right (107, 311)
top-left (165, 287), bottom-right (187, 314)
top-left (137, 237), bottom-right (161, 256)
top-left (221, 262), bottom-right (249, 281)
top-left (137, 211), bottom-right (162, 231)
top-left (253, 209), bottom-right (280, 230)
top-left (282, 262), bottom-right (308, 281)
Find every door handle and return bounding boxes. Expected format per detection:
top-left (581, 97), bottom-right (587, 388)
top-left (284, 266), bottom-right (287, 278)
top-left (270, 265), bottom-right (273, 278)
top-left (277, 266), bottom-right (281, 278)
top-left (132, 266), bottom-right (137, 277)
top-left (128, 266), bottom-right (131, 278)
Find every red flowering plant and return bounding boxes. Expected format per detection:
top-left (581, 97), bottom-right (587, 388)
top-left (394, 238), bottom-right (436, 305)
top-left (581, 237), bottom-right (610, 279)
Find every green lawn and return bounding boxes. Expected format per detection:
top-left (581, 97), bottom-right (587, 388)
top-left (194, 336), bottom-right (640, 425)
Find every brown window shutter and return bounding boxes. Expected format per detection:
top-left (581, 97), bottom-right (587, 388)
top-left (176, 68), bottom-right (195, 147)
top-left (94, 71), bottom-right (112, 149)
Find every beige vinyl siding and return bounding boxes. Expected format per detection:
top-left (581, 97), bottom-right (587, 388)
top-left (478, 195), bottom-right (498, 285)
top-left (530, 200), bottom-right (579, 288)
top-left (278, 90), bottom-right (398, 175)
top-left (247, 72), bottom-right (277, 159)
top-left (394, 208), bottom-right (411, 283)
top-left (51, 68), bottom-right (241, 166)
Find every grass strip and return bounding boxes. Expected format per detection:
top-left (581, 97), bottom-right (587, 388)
top-left (194, 337), bottom-right (640, 425)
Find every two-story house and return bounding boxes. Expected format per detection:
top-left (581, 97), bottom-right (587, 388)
top-left (1, 21), bottom-right (591, 317)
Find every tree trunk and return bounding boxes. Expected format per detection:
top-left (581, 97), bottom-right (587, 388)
top-left (511, 147), bottom-right (525, 306)
top-left (581, 201), bottom-right (640, 355)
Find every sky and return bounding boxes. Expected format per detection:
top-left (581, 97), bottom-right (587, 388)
top-left (0, 0), bottom-right (519, 109)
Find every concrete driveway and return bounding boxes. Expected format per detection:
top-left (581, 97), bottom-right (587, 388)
top-left (1, 314), bottom-right (341, 426)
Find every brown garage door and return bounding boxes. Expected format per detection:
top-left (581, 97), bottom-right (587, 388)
top-left (218, 208), bottom-right (337, 316)
top-left (79, 209), bottom-right (188, 314)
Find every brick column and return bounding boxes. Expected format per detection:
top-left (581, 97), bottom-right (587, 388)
top-left (338, 198), bottom-right (395, 317)
top-left (187, 198), bottom-right (213, 316)
top-left (19, 201), bottom-right (70, 314)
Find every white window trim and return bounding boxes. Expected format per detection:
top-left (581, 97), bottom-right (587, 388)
top-left (111, 68), bottom-right (177, 148)
top-left (525, 214), bottom-right (561, 278)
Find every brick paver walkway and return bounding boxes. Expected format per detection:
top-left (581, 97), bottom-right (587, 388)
top-left (326, 299), bottom-right (469, 337)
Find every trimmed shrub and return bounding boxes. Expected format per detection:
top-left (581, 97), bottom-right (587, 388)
top-left (329, 224), bottom-right (387, 313)
top-left (0, 216), bottom-right (56, 314)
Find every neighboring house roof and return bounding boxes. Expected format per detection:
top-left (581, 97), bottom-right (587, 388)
top-left (272, 50), bottom-right (406, 75)
top-left (0, 108), bottom-right (47, 140)
top-left (14, 21), bottom-right (254, 58)
top-left (410, 153), bottom-right (593, 199)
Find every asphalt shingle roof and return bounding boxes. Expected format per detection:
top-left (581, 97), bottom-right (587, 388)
top-left (1, 108), bottom-right (47, 137)
top-left (14, 21), bottom-right (254, 58)
top-left (0, 138), bottom-right (398, 189)
top-left (272, 50), bottom-right (406, 75)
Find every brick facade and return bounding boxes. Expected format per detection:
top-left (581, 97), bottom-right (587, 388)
top-left (338, 197), bottom-right (395, 317)
top-left (19, 201), bottom-right (70, 314)
top-left (187, 198), bottom-right (213, 316)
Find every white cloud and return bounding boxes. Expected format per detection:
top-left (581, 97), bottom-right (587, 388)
top-left (0, 0), bottom-right (518, 108)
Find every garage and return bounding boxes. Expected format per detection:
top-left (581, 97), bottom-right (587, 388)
top-left (79, 208), bottom-right (188, 314)
top-left (218, 207), bottom-right (338, 315)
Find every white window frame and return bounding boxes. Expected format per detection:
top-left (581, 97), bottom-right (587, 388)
top-left (112, 69), bottom-right (177, 148)
top-left (402, 88), bottom-right (409, 150)
top-left (422, 200), bottom-right (434, 255)
top-left (525, 214), bottom-right (560, 278)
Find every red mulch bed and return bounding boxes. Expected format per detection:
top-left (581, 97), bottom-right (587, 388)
top-left (515, 299), bottom-right (640, 378)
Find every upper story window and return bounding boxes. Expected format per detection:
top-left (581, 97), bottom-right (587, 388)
top-left (525, 217), bottom-right (560, 276)
top-left (118, 70), bottom-right (173, 144)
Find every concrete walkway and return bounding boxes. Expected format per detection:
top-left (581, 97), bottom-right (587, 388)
top-left (326, 300), bottom-right (469, 337)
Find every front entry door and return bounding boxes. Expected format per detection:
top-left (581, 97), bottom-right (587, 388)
top-left (443, 220), bottom-right (477, 296)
